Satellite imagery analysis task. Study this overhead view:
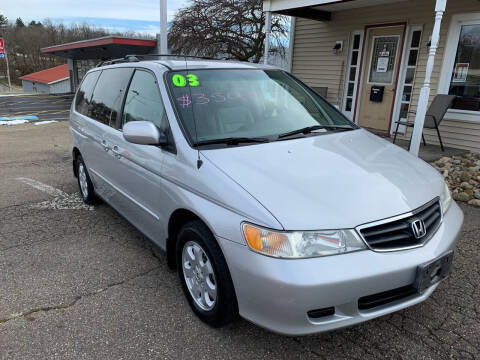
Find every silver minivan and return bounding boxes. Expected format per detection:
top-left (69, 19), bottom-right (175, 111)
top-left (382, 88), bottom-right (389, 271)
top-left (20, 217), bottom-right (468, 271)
top-left (70, 57), bottom-right (463, 335)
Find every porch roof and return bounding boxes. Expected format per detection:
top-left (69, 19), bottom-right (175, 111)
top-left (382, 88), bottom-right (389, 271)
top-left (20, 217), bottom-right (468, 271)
top-left (264, 0), bottom-right (409, 20)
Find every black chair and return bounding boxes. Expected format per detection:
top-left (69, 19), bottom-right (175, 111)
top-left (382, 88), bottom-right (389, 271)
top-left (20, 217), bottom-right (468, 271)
top-left (393, 94), bottom-right (456, 151)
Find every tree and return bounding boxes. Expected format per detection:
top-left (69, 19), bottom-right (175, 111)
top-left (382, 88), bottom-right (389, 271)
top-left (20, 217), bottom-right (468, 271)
top-left (29, 20), bottom-right (43, 27)
top-left (15, 18), bottom-right (25, 28)
top-left (0, 18), bottom-right (151, 86)
top-left (0, 14), bottom-right (8, 27)
top-left (168, 0), bottom-right (287, 63)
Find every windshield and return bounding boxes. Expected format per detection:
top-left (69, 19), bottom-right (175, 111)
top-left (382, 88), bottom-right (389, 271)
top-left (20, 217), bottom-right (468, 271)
top-left (166, 69), bottom-right (357, 146)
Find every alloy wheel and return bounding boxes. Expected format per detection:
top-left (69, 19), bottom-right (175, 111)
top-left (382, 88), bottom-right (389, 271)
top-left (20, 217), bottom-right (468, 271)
top-left (182, 240), bottom-right (217, 311)
top-left (78, 163), bottom-right (89, 198)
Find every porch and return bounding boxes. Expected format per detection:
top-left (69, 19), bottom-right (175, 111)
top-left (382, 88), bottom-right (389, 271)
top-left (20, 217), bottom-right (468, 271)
top-left (387, 138), bottom-right (467, 162)
top-left (264, 0), bottom-right (480, 153)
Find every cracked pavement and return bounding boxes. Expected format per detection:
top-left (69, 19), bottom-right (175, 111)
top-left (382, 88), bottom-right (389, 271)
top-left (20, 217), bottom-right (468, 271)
top-left (0, 122), bottom-right (479, 359)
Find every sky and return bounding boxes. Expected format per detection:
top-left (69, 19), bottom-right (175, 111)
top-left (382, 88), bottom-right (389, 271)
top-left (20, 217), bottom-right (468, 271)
top-left (0, 0), bottom-right (190, 35)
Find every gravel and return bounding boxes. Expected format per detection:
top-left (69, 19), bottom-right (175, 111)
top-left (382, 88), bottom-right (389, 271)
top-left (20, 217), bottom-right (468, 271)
top-left (431, 153), bottom-right (480, 207)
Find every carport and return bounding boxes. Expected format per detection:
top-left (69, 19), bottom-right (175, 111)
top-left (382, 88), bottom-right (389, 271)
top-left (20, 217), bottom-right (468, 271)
top-left (41, 36), bottom-right (157, 91)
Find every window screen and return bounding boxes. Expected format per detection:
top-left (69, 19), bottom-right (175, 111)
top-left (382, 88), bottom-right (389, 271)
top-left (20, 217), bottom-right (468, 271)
top-left (75, 70), bottom-right (101, 116)
top-left (89, 68), bottom-right (134, 127)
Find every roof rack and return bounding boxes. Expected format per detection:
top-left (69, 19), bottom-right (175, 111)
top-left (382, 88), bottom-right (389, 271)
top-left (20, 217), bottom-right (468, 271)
top-left (96, 53), bottom-right (227, 67)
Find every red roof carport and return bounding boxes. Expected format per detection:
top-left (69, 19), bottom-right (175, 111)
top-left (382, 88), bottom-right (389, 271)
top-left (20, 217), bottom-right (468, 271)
top-left (41, 36), bottom-right (157, 60)
top-left (40, 36), bottom-right (157, 91)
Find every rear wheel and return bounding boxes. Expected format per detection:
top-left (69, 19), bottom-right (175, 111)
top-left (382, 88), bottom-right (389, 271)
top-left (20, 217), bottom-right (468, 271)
top-left (76, 155), bottom-right (98, 205)
top-left (177, 220), bottom-right (238, 327)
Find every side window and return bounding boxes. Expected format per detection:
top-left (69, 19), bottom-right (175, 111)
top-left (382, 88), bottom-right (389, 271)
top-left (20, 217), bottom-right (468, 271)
top-left (122, 70), bottom-right (167, 131)
top-left (89, 68), bottom-right (134, 127)
top-left (75, 71), bottom-right (100, 116)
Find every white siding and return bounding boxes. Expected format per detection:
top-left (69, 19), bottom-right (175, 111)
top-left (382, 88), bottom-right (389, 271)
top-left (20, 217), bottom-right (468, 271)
top-left (291, 0), bottom-right (480, 152)
top-left (49, 79), bottom-right (71, 94)
top-left (21, 80), bottom-right (49, 94)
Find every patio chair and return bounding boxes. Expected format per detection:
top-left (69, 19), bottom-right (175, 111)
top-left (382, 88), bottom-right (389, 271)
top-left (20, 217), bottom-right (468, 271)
top-left (393, 94), bottom-right (456, 152)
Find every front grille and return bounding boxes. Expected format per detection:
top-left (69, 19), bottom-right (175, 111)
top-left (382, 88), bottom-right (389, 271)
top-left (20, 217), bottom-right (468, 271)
top-left (358, 198), bottom-right (441, 251)
top-left (358, 284), bottom-right (417, 310)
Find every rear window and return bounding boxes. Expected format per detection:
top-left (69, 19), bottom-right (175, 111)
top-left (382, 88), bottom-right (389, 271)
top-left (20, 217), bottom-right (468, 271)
top-left (88, 68), bottom-right (134, 127)
top-left (75, 71), bottom-right (100, 116)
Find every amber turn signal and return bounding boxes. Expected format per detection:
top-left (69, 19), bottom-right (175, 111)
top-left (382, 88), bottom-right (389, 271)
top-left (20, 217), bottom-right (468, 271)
top-left (243, 224), bottom-right (262, 251)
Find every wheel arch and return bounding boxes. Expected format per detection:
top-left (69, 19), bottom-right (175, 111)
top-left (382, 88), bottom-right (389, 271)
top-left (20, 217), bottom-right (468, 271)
top-left (167, 208), bottom-right (215, 270)
top-left (72, 147), bottom-right (81, 177)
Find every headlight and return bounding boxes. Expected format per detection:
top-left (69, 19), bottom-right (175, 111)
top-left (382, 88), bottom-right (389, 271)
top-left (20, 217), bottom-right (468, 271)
top-left (242, 223), bottom-right (367, 258)
top-left (440, 182), bottom-right (452, 214)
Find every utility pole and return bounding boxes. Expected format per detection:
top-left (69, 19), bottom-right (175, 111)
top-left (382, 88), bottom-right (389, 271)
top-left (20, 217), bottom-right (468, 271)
top-left (160, 0), bottom-right (168, 54)
top-left (5, 49), bottom-right (12, 92)
top-left (409, 0), bottom-right (447, 155)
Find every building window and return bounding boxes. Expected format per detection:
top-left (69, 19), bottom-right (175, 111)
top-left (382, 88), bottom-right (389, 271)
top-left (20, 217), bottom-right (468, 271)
top-left (343, 31), bottom-right (364, 120)
top-left (448, 24), bottom-right (480, 111)
top-left (398, 29), bottom-right (422, 121)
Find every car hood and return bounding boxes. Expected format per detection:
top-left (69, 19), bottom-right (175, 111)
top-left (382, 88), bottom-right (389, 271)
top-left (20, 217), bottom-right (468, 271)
top-left (201, 129), bottom-right (444, 230)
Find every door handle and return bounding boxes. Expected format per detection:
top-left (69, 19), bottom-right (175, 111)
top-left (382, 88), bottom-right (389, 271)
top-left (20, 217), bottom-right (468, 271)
top-left (112, 145), bottom-right (122, 159)
top-left (101, 139), bottom-right (110, 152)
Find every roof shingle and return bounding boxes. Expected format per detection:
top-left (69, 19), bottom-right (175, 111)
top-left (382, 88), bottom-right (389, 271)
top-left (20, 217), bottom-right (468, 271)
top-left (19, 64), bottom-right (69, 85)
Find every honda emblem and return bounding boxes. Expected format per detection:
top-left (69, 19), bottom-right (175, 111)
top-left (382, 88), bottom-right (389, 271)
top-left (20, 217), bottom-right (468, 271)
top-left (411, 219), bottom-right (427, 239)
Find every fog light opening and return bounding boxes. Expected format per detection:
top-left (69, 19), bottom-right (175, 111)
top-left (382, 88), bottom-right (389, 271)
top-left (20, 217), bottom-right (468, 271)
top-left (307, 306), bottom-right (335, 319)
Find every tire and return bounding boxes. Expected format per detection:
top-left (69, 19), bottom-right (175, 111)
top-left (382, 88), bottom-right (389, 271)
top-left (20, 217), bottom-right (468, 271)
top-left (76, 155), bottom-right (99, 205)
top-left (176, 220), bottom-right (238, 327)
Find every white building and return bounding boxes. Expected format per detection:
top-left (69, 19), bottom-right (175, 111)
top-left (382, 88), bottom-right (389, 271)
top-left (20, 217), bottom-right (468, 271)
top-left (20, 64), bottom-right (71, 94)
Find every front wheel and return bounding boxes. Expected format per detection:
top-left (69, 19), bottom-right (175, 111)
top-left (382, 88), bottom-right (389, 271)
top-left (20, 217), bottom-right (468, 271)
top-left (76, 155), bottom-right (99, 205)
top-left (177, 220), bottom-right (238, 327)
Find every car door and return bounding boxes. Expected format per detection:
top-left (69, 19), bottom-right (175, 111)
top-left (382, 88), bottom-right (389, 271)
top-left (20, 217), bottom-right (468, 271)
top-left (102, 68), bottom-right (174, 241)
top-left (84, 67), bottom-right (134, 204)
top-left (71, 70), bottom-right (106, 189)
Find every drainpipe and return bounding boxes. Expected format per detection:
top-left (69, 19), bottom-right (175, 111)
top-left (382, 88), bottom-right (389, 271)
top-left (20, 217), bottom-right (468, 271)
top-left (409, 0), bottom-right (447, 156)
top-left (264, 10), bottom-right (272, 64)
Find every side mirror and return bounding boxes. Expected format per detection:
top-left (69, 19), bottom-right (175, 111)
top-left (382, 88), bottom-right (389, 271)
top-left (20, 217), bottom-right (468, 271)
top-left (123, 121), bottom-right (168, 146)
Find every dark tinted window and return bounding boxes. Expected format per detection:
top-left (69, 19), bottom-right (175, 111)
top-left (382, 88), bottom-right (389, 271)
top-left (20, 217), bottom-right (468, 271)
top-left (89, 68), bottom-right (134, 127)
top-left (75, 71), bottom-right (100, 115)
top-left (122, 70), bottom-right (167, 131)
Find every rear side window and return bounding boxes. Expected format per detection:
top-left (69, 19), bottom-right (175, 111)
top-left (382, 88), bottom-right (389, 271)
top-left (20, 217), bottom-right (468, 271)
top-left (122, 70), bottom-right (167, 131)
top-left (89, 68), bottom-right (134, 127)
top-left (75, 71), bottom-right (100, 116)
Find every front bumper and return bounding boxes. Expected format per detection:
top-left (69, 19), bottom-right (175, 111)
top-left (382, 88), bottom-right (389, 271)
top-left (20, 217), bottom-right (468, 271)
top-left (218, 202), bottom-right (464, 335)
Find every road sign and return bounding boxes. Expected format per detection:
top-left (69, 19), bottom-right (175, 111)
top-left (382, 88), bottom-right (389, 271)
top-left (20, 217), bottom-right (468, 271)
top-left (0, 38), bottom-right (12, 91)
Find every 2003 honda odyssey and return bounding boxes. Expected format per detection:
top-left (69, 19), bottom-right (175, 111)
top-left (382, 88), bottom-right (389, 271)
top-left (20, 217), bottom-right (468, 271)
top-left (70, 56), bottom-right (463, 335)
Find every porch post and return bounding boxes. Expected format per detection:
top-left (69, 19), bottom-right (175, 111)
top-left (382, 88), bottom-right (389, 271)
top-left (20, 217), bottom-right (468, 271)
top-left (264, 10), bottom-right (272, 64)
top-left (409, 0), bottom-right (447, 155)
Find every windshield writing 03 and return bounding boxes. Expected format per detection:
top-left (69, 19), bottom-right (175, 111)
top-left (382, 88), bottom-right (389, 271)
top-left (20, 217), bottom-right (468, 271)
top-left (166, 69), bottom-right (355, 146)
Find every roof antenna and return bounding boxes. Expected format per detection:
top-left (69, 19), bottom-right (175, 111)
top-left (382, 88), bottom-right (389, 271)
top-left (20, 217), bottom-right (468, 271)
top-left (184, 55), bottom-right (203, 169)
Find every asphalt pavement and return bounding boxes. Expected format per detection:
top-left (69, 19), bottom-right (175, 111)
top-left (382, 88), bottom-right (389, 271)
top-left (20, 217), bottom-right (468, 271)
top-left (0, 94), bottom-right (73, 122)
top-left (0, 122), bottom-right (479, 359)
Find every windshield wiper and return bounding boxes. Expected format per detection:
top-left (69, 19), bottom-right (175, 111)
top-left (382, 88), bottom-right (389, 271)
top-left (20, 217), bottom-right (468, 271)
top-left (194, 137), bottom-right (270, 147)
top-left (277, 125), bottom-right (354, 139)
